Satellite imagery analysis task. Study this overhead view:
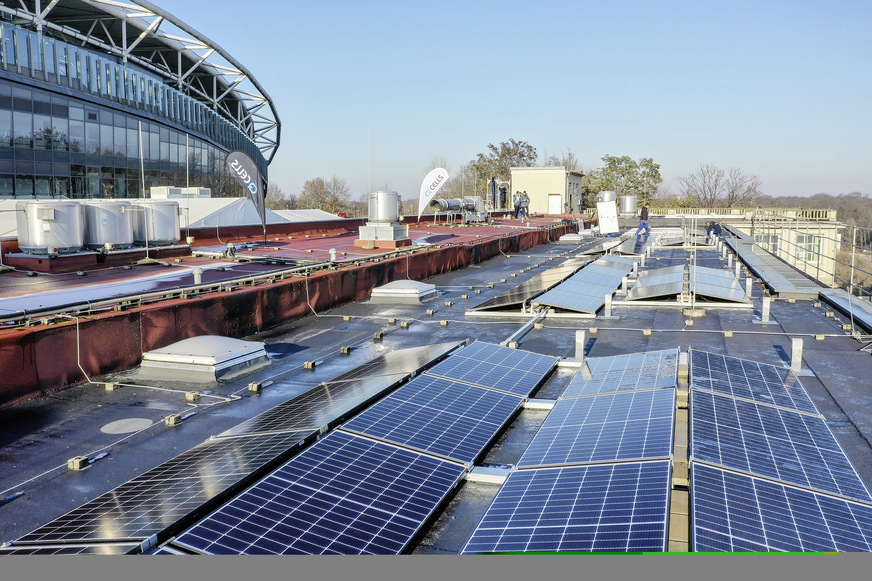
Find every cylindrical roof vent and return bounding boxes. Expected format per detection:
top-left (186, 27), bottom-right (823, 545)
top-left (619, 195), bottom-right (637, 215)
top-left (368, 191), bottom-right (399, 222)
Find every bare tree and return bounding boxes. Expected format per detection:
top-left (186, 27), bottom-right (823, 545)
top-left (544, 149), bottom-right (583, 172)
top-left (678, 163), bottom-right (760, 208)
top-left (265, 183), bottom-right (297, 210)
top-left (298, 175), bottom-right (351, 213)
top-left (724, 167), bottom-right (762, 208)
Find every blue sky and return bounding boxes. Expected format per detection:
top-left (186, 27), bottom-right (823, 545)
top-left (168, 0), bottom-right (871, 200)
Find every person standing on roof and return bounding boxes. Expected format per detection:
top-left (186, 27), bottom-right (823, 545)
top-left (705, 220), bottom-right (722, 243)
top-left (635, 202), bottom-right (651, 237)
top-left (513, 191), bottom-right (522, 219)
top-left (520, 191), bottom-right (530, 220)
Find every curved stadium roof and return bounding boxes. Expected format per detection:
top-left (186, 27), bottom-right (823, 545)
top-left (0, 0), bottom-right (280, 164)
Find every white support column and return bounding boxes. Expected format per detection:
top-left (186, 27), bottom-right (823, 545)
top-left (575, 330), bottom-right (587, 362)
top-left (790, 338), bottom-right (803, 374)
top-left (745, 276), bottom-right (753, 298)
top-left (762, 295), bottom-right (771, 324)
top-left (604, 294), bottom-right (612, 318)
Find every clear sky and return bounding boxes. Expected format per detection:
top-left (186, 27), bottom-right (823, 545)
top-left (167, 0), bottom-right (871, 201)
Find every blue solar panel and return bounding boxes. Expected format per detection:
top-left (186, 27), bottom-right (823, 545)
top-left (461, 461), bottom-right (671, 553)
top-left (424, 341), bottom-right (557, 396)
top-left (341, 374), bottom-right (524, 463)
top-left (692, 463), bottom-right (872, 552)
top-left (691, 390), bottom-right (872, 503)
top-left (518, 390), bottom-right (675, 468)
top-left (172, 431), bottom-right (466, 555)
top-left (562, 349), bottom-right (679, 398)
top-left (14, 429), bottom-right (316, 545)
top-left (690, 350), bottom-right (818, 414)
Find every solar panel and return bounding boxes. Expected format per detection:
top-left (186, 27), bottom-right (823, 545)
top-left (533, 256), bottom-right (633, 314)
top-left (610, 238), bottom-right (644, 255)
top-left (627, 266), bottom-right (747, 303)
top-left (562, 349), bottom-right (679, 397)
top-left (580, 239), bottom-right (623, 255)
top-left (461, 461), bottom-right (671, 553)
top-left (467, 258), bottom-right (592, 312)
top-left (690, 350), bottom-right (818, 414)
top-left (518, 390), bottom-right (675, 468)
top-left (171, 431), bottom-right (466, 555)
top-left (690, 390), bottom-right (872, 503)
top-left (0, 542), bottom-right (140, 555)
top-left (14, 430), bottom-right (316, 545)
top-left (533, 289), bottom-right (607, 314)
top-left (219, 341), bottom-right (463, 437)
top-left (341, 374), bottom-right (524, 464)
top-left (692, 463), bottom-right (872, 552)
top-left (424, 341), bottom-right (558, 397)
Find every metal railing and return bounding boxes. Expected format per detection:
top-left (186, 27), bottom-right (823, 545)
top-left (583, 206), bottom-right (838, 221)
top-left (747, 210), bottom-right (872, 299)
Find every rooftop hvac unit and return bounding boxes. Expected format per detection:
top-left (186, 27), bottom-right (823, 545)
top-left (82, 200), bottom-right (134, 249)
top-left (15, 200), bottom-right (85, 254)
top-left (130, 200), bottom-right (181, 246)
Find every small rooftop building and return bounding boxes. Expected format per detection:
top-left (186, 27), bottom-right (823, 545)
top-left (510, 166), bottom-right (585, 215)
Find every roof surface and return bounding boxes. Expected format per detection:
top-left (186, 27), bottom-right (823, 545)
top-left (1, 219), bottom-right (871, 556)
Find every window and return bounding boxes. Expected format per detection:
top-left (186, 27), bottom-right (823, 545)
top-left (796, 234), bottom-right (820, 264)
top-left (754, 233), bottom-right (779, 254)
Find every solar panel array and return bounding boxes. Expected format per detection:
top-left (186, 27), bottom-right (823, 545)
top-left (689, 349), bottom-right (872, 551)
top-left (462, 347), bottom-right (678, 553)
top-left (342, 374), bottom-right (524, 463)
top-left (580, 239), bottom-right (623, 255)
top-left (562, 349), bottom-right (679, 397)
top-left (467, 258), bottom-right (592, 313)
top-left (163, 341), bottom-right (558, 554)
top-left (692, 464), bottom-right (872, 552)
top-left (690, 349), bottom-right (816, 414)
top-left (461, 461), bottom-right (672, 553)
top-left (626, 266), bottom-right (747, 303)
top-left (0, 542), bottom-right (141, 555)
top-left (517, 390), bottom-right (675, 468)
top-left (424, 341), bottom-right (558, 397)
top-left (692, 390), bottom-right (872, 502)
top-left (172, 431), bottom-right (467, 555)
top-left (532, 256), bottom-right (636, 314)
top-left (9, 429), bottom-right (316, 548)
top-left (220, 341), bottom-right (463, 437)
top-left (2, 343), bottom-right (466, 555)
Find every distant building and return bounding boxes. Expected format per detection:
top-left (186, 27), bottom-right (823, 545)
top-left (0, 1), bottom-right (279, 199)
top-left (509, 166), bottom-right (585, 215)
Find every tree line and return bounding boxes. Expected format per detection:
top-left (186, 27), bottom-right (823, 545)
top-left (262, 139), bottom-right (867, 221)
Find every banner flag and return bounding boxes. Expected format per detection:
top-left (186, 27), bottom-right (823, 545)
top-left (418, 167), bottom-right (449, 220)
top-left (225, 150), bottom-right (266, 230)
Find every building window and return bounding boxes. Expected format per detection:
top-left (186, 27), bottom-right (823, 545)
top-left (796, 234), bottom-right (820, 264)
top-left (754, 233), bottom-right (779, 254)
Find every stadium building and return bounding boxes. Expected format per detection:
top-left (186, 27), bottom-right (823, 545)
top-left (0, 0), bottom-right (279, 199)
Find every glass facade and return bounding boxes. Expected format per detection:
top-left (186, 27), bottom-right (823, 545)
top-left (0, 22), bottom-right (266, 199)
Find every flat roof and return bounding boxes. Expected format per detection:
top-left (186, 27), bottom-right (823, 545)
top-left (2, 222), bottom-right (872, 556)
